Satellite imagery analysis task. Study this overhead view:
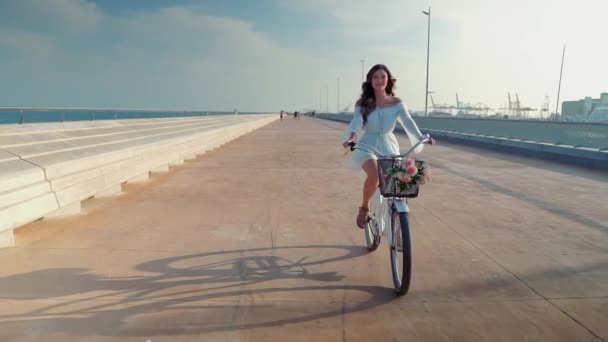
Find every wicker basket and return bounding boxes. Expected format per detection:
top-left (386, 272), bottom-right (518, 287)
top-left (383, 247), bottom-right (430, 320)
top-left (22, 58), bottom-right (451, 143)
top-left (376, 158), bottom-right (424, 198)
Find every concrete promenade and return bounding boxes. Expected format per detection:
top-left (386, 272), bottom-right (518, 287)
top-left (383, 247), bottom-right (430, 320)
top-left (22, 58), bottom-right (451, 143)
top-left (0, 117), bottom-right (606, 341)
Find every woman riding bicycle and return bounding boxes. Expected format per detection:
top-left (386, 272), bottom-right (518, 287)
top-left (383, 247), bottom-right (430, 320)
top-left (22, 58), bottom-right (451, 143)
top-left (342, 64), bottom-right (434, 229)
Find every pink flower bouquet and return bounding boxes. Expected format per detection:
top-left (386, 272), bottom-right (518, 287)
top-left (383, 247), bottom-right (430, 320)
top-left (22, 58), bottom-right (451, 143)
top-left (387, 158), bottom-right (431, 192)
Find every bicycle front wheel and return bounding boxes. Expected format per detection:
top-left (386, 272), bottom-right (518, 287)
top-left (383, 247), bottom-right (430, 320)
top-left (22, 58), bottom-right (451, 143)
top-left (365, 190), bottom-right (383, 252)
top-left (365, 217), bottom-right (380, 251)
top-left (390, 210), bottom-right (412, 296)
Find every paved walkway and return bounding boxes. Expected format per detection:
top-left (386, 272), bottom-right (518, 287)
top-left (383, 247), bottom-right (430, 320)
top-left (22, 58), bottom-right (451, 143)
top-left (0, 117), bottom-right (607, 341)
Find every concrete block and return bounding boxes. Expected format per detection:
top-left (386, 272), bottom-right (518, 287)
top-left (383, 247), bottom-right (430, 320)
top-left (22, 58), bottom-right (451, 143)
top-left (0, 229), bottom-right (14, 248)
top-left (0, 150), bottom-right (18, 163)
top-left (169, 159), bottom-right (184, 166)
top-left (0, 181), bottom-right (52, 210)
top-left (44, 201), bottom-right (81, 218)
top-left (128, 172), bottom-right (150, 183)
top-left (0, 114), bottom-right (277, 237)
top-left (151, 164), bottom-right (169, 174)
top-left (0, 192), bottom-right (58, 234)
top-left (0, 159), bottom-right (47, 195)
top-left (95, 184), bottom-right (122, 198)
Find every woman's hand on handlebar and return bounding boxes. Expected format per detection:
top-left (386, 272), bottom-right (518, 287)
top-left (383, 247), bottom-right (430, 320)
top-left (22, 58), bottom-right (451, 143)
top-left (343, 132), bottom-right (357, 149)
top-left (422, 134), bottom-right (436, 146)
top-left (342, 140), bottom-right (355, 149)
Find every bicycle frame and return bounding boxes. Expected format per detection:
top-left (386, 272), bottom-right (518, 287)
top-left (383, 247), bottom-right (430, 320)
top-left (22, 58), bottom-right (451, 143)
top-left (348, 134), bottom-right (431, 295)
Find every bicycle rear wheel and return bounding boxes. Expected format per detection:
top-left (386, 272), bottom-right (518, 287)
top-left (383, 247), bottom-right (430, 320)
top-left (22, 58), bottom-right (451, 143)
top-left (390, 210), bottom-right (412, 296)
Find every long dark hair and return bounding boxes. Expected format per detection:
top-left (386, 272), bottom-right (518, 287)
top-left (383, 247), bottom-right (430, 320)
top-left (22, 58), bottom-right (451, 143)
top-left (355, 64), bottom-right (397, 125)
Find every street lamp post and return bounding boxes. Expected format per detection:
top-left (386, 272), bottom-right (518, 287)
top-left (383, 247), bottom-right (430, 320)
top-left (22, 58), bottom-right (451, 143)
top-left (326, 84), bottom-right (329, 113)
top-left (337, 77), bottom-right (340, 113)
top-left (555, 44), bottom-right (566, 117)
top-left (423, 7), bottom-right (431, 117)
top-left (360, 58), bottom-right (365, 82)
top-left (319, 87), bottom-right (322, 112)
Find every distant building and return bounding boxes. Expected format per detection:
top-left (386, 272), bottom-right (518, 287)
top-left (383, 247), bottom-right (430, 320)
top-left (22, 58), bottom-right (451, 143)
top-left (561, 92), bottom-right (608, 121)
top-left (588, 107), bottom-right (608, 122)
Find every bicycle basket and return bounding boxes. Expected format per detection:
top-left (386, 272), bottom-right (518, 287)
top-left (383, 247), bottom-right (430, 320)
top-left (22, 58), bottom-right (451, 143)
top-left (377, 158), bottom-right (421, 198)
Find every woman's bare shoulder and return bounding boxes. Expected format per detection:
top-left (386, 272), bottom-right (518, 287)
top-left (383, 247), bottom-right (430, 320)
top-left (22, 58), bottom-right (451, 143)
top-left (390, 96), bottom-right (404, 106)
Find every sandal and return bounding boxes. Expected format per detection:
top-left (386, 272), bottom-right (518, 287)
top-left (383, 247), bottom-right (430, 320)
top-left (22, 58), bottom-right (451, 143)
top-left (356, 207), bottom-right (370, 229)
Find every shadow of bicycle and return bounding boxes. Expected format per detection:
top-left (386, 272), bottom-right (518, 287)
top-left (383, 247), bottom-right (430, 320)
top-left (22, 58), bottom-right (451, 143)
top-left (0, 244), bottom-right (395, 337)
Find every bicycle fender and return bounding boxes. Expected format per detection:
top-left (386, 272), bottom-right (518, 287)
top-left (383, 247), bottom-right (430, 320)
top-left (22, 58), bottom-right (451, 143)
top-left (394, 200), bottom-right (409, 213)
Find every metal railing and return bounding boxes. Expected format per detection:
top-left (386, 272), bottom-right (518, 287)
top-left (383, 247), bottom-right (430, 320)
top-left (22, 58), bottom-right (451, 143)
top-left (319, 113), bottom-right (608, 151)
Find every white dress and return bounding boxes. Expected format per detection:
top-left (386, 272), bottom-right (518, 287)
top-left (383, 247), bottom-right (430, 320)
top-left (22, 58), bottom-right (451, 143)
top-left (344, 101), bottom-right (425, 170)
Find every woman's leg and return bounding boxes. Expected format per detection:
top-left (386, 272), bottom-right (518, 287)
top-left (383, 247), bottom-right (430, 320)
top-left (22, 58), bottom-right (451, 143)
top-left (361, 159), bottom-right (379, 209)
top-left (356, 159), bottom-right (379, 228)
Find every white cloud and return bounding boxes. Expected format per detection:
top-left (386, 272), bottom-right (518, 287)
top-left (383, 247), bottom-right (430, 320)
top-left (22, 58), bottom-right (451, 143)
top-left (431, 0), bottom-right (608, 110)
top-left (282, 0), bottom-right (608, 112)
top-left (0, 0), bottom-right (605, 112)
top-left (0, 0), bottom-right (103, 33)
top-left (102, 8), bottom-right (334, 110)
top-left (116, 7), bottom-right (296, 65)
top-left (0, 30), bottom-right (56, 56)
top-left (283, 0), bottom-right (425, 38)
top-left (0, 4), bottom-right (330, 111)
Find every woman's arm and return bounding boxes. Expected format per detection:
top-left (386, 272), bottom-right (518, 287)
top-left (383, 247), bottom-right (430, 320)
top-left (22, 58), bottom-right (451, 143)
top-left (342, 106), bottom-right (363, 147)
top-left (395, 101), bottom-right (426, 153)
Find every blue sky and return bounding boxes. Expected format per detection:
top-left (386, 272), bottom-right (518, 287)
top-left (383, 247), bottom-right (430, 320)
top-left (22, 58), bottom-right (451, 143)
top-left (0, 0), bottom-right (606, 113)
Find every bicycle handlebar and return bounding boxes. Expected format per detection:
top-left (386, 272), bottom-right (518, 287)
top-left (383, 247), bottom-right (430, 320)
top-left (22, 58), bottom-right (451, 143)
top-left (348, 134), bottom-right (433, 158)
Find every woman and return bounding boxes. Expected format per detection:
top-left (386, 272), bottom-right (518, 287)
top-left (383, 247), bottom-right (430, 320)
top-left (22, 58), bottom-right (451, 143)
top-left (342, 64), bottom-right (434, 228)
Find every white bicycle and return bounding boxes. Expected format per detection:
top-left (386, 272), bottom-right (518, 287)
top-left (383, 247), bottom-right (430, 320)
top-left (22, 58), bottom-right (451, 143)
top-left (348, 134), bottom-right (432, 296)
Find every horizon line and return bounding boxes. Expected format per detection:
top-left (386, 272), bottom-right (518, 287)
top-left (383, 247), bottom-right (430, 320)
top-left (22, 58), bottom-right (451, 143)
top-left (0, 106), bottom-right (270, 112)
